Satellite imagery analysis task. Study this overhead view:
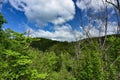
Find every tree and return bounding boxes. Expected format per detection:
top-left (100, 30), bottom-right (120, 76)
top-left (0, 13), bottom-right (47, 79)
top-left (0, 13), bottom-right (6, 29)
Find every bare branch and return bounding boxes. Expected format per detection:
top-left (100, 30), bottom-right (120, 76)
top-left (106, 0), bottom-right (120, 14)
top-left (106, 0), bottom-right (118, 8)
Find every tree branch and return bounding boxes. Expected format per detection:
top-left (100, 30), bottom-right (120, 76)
top-left (106, 0), bottom-right (118, 9)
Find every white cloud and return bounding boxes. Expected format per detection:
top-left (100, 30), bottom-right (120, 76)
top-left (76, 0), bottom-right (114, 11)
top-left (25, 21), bottom-right (117, 42)
top-left (2, 0), bottom-right (118, 42)
top-left (6, 0), bottom-right (75, 26)
top-left (26, 24), bottom-right (83, 42)
top-left (83, 21), bottom-right (117, 37)
top-left (76, 0), bottom-right (104, 10)
top-left (106, 22), bottom-right (117, 35)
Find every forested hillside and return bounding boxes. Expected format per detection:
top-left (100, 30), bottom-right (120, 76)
top-left (0, 12), bottom-right (120, 80)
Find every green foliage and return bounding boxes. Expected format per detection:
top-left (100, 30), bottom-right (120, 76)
top-left (15, 35), bottom-right (120, 80)
top-left (76, 50), bottom-right (103, 80)
top-left (31, 70), bottom-right (48, 79)
top-left (0, 14), bottom-right (47, 79)
top-left (0, 13), bottom-right (120, 80)
top-left (0, 13), bottom-right (6, 29)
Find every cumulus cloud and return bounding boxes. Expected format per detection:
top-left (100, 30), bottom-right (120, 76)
top-left (26, 24), bottom-right (84, 42)
top-left (2, 0), bottom-right (118, 42)
top-left (25, 21), bottom-right (117, 42)
top-left (6, 0), bottom-right (75, 26)
top-left (24, 19), bottom-right (118, 42)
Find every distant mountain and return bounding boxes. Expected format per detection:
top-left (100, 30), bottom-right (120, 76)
top-left (30, 34), bottom-right (120, 56)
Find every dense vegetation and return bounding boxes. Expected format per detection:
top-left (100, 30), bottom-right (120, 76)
top-left (0, 13), bottom-right (120, 80)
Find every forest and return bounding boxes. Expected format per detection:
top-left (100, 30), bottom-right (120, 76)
top-left (0, 0), bottom-right (120, 80)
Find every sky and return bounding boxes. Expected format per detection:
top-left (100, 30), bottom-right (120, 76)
top-left (1, 0), bottom-right (119, 41)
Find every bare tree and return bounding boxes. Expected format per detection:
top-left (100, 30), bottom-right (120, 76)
top-left (106, 0), bottom-right (120, 14)
top-left (106, 0), bottom-right (120, 33)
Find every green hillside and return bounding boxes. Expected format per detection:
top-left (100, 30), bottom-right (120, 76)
top-left (29, 34), bottom-right (120, 80)
top-left (30, 38), bottom-right (75, 55)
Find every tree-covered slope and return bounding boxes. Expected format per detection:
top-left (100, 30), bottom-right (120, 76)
top-left (30, 38), bottom-right (75, 55)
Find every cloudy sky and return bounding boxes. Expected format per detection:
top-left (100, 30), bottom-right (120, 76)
top-left (1, 0), bottom-right (119, 41)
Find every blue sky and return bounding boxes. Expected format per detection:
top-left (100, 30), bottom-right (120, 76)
top-left (1, 0), bottom-right (119, 41)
